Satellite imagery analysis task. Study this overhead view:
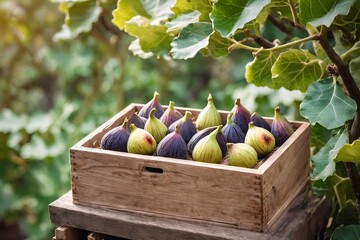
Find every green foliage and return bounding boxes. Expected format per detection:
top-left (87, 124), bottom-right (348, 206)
top-left (331, 225), bottom-right (360, 240)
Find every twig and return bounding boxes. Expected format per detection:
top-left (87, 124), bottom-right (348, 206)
top-left (267, 13), bottom-right (292, 36)
top-left (244, 29), bottom-right (275, 48)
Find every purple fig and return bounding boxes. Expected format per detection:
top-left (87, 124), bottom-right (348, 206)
top-left (127, 124), bottom-right (157, 155)
top-left (138, 91), bottom-right (164, 119)
top-left (245, 122), bottom-right (275, 157)
top-left (196, 93), bottom-right (222, 130)
top-left (156, 124), bottom-right (188, 159)
top-left (168, 111), bottom-right (196, 144)
top-left (144, 108), bottom-right (168, 143)
top-left (187, 126), bottom-right (227, 157)
top-left (128, 112), bottom-right (146, 129)
top-left (100, 118), bottom-right (130, 152)
top-left (222, 112), bottom-right (245, 143)
top-left (231, 98), bottom-right (251, 134)
top-left (250, 112), bottom-right (271, 131)
top-left (160, 101), bottom-right (183, 127)
top-left (271, 106), bottom-right (295, 147)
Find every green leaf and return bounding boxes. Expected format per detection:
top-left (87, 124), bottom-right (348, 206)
top-left (271, 49), bottom-right (325, 92)
top-left (245, 51), bottom-right (280, 89)
top-left (21, 135), bottom-right (65, 160)
top-left (333, 0), bottom-right (360, 35)
top-left (298, 0), bottom-right (357, 27)
top-left (299, 78), bottom-right (357, 129)
top-left (311, 130), bottom-right (348, 180)
top-left (26, 113), bottom-right (55, 134)
top-left (140, 0), bottom-right (176, 23)
top-left (170, 22), bottom-right (213, 59)
top-left (200, 31), bottom-right (233, 58)
top-left (335, 139), bottom-right (360, 163)
top-left (332, 225), bottom-right (360, 240)
top-left (210, 0), bottom-right (271, 37)
top-left (54, 0), bottom-right (102, 40)
top-left (112, 0), bottom-right (149, 30)
top-left (171, 0), bottom-right (212, 21)
top-left (0, 109), bottom-right (27, 133)
top-left (125, 16), bottom-right (172, 55)
top-left (337, 201), bottom-right (359, 226)
top-left (267, 0), bottom-right (299, 20)
top-left (350, 56), bottom-right (360, 87)
top-left (311, 123), bottom-right (333, 151)
top-left (166, 11), bottom-right (201, 35)
top-left (128, 39), bottom-right (154, 59)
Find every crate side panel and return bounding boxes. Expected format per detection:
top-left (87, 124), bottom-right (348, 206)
top-left (70, 148), bottom-right (263, 231)
top-left (262, 123), bottom-right (311, 228)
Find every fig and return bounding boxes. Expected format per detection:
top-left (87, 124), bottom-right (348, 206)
top-left (271, 106), bottom-right (295, 147)
top-left (160, 101), bottom-right (183, 127)
top-left (156, 124), bottom-right (188, 159)
top-left (192, 126), bottom-right (223, 164)
top-left (222, 112), bottom-right (245, 143)
top-left (227, 143), bottom-right (258, 168)
top-left (100, 118), bottom-right (130, 152)
top-left (250, 112), bottom-right (271, 131)
top-left (187, 126), bottom-right (227, 157)
top-left (127, 124), bottom-right (157, 155)
top-left (144, 108), bottom-right (168, 143)
top-left (168, 111), bottom-right (196, 144)
top-left (245, 122), bottom-right (275, 157)
top-left (128, 112), bottom-right (146, 129)
top-left (196, 93), bottom-right (222, 130)
top-left (138, 91), bottom-right (164, 119)
top-left (231, 98), bottom-right (251, 134)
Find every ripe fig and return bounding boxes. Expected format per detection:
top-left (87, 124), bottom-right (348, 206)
top-left (250, 112), bottom-right (271, 131)
top-left (192, 126), bottom-right (223, 164)
top-left (160, 101), bottom-right (183, 127)
top-left (271, 106), bottom-right (295, 147)
top-left (227, 143), bottom-right (258, 168)
top-left (222, 112), bottom-right (245, 143)
top-left (128, 112), bottom-right (146, 129)
top-left (138, 91), bottom-right (164, 119)
top-left (144, 108), bottom-right (168, 143)
top-left (156, 124), bottom-right (188, 159)
top-left (196, 93), bottom-right (222, 130)
top-left (127, 124), bottom-right (157, 155)
top-left (187, 126), bottom-right (227, 157)
top-left (245, 122), bottom-right (275, 157)
top-left (168, 111), bottom-right (196, 144)
top-left (231, 98), bottom-right (251, 134)
top-left (100, 118), bottom-right (130, 152)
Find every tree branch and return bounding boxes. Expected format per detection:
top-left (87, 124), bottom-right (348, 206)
top-left (244, 29), bottom-right (275, 48)
top-left (267, 13), bottom-right (292, 36)
top-left (316, 27), bottom-right (360, 216)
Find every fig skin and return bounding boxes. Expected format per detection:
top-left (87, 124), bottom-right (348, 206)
top-left (231, 98), bottom-right (251, 134)
top-left (222, 112), bottom-right (245, 143)
top-left (100, 118), bottom-right (130, 152)
top-left (250, 112), bottom-right (271, 132)
top-left (156, 124), bottom-right (188, 159)
top-left (245, 122), bottom-right (275, 157)
top-left (271, 106), bottom-right (295, 147)
top-left (144, 108), bottom-right (168, 143)
top-left (138, 91), bottom-right (164, 119)
top-left (196, 93), bottom-right (222, 130)
top-left (187, 126), bottom-right (227, 157)
top-left (192, 126), bottom-right (223, 164)
top-left (227, 143), bottom-right (258, 168)
top-left (127, 124), bottom-right (157, 155)
top-left (168, 111), bottom-right (196, 144)
top-left (160, 101), bottom-right (183, 127)
top-left (128, 112), bottom-right (146, 129)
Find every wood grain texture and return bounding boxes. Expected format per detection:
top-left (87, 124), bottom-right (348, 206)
top-left (69, 104), bottom-right (311, 232)
top-left (49, 190), bottom-right (331, 240)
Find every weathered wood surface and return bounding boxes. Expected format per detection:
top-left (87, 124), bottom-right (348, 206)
top-left (49, 190), bottom-right (331, 240)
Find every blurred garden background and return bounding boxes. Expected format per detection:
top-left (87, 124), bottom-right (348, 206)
top-left (0, 0), bottom-right (303, 239)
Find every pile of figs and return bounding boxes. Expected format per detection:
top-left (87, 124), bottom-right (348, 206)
top-left (100, 91), bottom-right (295, 168)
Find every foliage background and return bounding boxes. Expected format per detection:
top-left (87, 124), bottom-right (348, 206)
top-left (0, 0), bottom-right (314, 239)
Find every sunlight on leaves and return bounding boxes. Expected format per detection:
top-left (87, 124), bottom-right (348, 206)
top-left (335, 139), bottom-right (360, 163)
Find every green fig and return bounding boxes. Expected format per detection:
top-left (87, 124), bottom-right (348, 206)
top-left (145, 108), bottom-right (168, 143)
top-left (271, 106), bottom-right (295, 147)
top-left (192, 126), bottom-right (223, 164)
top-left (245, 122), bottom-right (275, 157)
top-left (160, 101), bottom-right (183, 127)
top-left (227, 143), bottom-right (258, 168)
top-left (196, 93), bottom-right (222, 130)
top-left (127, 124), bottom-right (157, 155)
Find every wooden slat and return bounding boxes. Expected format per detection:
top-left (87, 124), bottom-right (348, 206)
top-left (49, 191), bottom-right (331, 240)
top-left (54, 226), bottom-right (83, 240)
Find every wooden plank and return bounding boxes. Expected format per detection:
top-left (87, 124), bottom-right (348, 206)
top-left (49, 191), bottom-right (331, 240)
top-left (71, 147), bottom-right (263, 231)
top-left (54, 226), bottom-right (83, 240)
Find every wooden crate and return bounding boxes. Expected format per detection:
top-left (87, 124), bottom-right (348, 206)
top-left (70, 103), bottom-right (310, 232)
